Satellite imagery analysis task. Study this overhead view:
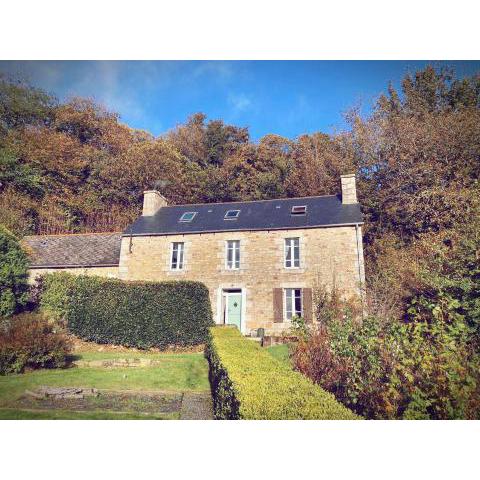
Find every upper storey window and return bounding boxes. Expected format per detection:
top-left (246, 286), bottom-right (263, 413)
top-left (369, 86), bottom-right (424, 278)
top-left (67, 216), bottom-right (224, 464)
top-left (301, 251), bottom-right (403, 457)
top-left (171, 242), bottom-right (185, 270)
top-left (179, 212), bottom-right (197, 222)
top-left (224, 209), bottom-right (240, 220)
top-left (284, 237), bottom-right (300, 268)
top-left (226, 240), bottom-right (240, 270)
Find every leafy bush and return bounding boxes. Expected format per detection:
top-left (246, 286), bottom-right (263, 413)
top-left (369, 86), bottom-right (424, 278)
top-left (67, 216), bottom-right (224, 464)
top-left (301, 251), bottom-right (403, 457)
top-left (293, 317), bottom-right (391, 418)
top-left (40, 273), bottom-right (213, 349)
top-left (0, 225), bottom-right (29, 317)
top-left (0, 312), bottom-right (72, 375)
top-left (393, 292), bottom-right (480, 419)
top-left (39, 271), bottom-right (78, 323)
top-left (292, 286), bottom-right (480, 419)
top-left (205, 326), bottom-right (360, 420)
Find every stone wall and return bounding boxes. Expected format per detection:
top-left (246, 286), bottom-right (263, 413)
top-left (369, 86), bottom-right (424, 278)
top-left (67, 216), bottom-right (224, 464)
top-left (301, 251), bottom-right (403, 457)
top-left (28, 266), bottom-right (119, 284)
top-left (119, 226), bottom-right (364, 335)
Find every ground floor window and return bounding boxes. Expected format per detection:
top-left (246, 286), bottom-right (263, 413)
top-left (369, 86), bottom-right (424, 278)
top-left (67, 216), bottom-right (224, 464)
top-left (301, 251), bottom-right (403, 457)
top-left (285, 288), bottom-right (302, 320)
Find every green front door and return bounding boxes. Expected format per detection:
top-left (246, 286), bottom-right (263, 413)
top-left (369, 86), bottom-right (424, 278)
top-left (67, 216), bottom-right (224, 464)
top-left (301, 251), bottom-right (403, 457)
top-left (227, 293), bottom-right (242, 330)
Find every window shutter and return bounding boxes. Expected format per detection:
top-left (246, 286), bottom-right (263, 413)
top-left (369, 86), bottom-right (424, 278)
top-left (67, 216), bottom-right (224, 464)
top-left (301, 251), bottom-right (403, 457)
top-left (303, 288), bottom-right (313, 323)
top-left (273, 288), bottom-right (284, 323)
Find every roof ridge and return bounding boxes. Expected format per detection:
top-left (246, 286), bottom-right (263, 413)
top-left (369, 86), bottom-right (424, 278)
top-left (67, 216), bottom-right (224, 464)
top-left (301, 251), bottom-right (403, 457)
top-left (23, 231), bottom-right (122, 239)
top-left (165, 194), bottom-right (339, 208)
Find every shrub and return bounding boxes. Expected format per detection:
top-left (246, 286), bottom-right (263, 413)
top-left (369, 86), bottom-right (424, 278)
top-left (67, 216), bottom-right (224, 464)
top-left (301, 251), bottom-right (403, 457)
top-left (292, 290), bottom-right (480, 419)
top-left (0, 225), bottom-right (29, 317)
top-left (391, 293), bottom-right (480, 419)
top-left (293, 317), bottom-right (395, 419)
top-left (205, 326), bottom-right (360, 420)
top-left (41, 273), bottom-right (213, 349)
top-left (39, 271), bottom-right (78, 323)
top-left (0, 312), bottom-right (72, 375)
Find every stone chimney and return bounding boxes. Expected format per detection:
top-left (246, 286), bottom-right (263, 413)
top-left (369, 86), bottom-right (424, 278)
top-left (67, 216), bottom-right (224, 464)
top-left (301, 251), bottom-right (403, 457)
top-left (142, 190), bottom-right (167, 216)
top-left (340, 174), bottom-right (358, 204)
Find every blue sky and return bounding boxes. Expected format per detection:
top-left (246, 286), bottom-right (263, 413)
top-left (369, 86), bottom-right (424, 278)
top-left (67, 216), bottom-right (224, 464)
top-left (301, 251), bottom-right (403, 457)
top-left (0, 61), bottom-right (478, 140)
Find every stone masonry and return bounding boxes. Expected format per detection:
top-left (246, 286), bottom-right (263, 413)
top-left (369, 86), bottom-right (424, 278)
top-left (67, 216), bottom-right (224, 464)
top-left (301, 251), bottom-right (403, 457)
top-left (28, 266), bottom-right (118, 284)
top-left (340, 174), bottom-right (358, 204)
top-left (118, 225), bottom-right (364, 335)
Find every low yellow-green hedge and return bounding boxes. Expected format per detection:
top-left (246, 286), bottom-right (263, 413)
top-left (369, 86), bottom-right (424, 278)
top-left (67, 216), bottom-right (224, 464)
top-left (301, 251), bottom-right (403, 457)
top-left (206, 326), bottom-right (361, 420)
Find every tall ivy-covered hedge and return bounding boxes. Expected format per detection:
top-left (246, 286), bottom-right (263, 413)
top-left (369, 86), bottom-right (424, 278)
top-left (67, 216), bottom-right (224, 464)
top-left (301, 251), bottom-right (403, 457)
top-left (41, 273), bottom-right (213, 349)
top-left (0, 225), bottom-right (29, 317)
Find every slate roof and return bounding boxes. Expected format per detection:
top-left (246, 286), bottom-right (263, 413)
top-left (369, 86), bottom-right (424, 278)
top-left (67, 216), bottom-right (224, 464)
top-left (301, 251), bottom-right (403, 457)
top-left (124, 195), bottom-right (363, 237)
top-left (22, 233), bottom-right (122, 268)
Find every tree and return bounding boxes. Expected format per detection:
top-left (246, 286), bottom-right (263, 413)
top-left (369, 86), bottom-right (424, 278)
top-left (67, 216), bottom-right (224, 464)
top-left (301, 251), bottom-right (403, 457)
top-left (0, 75), bottom-right (56, 139)
top-left (0, 225), bottom-right (29, 317)
top-left (166, 113), bottom-right (208, 166)
top-left (204, 119), bottom-right (249, 168)
top-left (286, 132), bottom-right (354, 198)
top-left (166, 113), bottom-right (249, 168)
top-left (350, 67), bottom-right (480, 243)
top-left (0, 149), bottom-right (44, 198)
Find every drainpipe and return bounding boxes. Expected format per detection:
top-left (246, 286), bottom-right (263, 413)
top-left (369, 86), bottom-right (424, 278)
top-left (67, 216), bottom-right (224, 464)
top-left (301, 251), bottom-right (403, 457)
top-left (355, 224), bottom-right (365, 315)
top-left (128, 229), bottom-right (133, 254)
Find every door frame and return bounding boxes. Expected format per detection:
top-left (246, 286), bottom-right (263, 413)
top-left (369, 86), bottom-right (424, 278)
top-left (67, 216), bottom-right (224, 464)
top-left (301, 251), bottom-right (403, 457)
top-left (217, 287), bottom-right (247, 334)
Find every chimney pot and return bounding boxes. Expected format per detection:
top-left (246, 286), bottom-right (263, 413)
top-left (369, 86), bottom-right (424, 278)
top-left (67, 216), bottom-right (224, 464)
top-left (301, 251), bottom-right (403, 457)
top-left (340, 174), bottom-right (358, 204)
top-left (142, 190), bottom-right (167, 216)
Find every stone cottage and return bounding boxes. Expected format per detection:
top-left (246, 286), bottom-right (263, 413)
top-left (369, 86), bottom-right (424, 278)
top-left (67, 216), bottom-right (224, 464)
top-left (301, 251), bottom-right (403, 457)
top-left (23, 174), bottom-right (364, 335)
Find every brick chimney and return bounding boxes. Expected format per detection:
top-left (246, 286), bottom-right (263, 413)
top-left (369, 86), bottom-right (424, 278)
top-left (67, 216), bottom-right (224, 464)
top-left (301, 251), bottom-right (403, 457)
top-left (340, 174), bottom-right (358, 204)
top-left (142, 190), bottom-right (167, 216)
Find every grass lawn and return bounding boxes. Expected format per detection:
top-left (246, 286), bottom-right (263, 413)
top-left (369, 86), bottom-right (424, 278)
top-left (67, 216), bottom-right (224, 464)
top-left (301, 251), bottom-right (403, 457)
top-left (74, 350), bottom-right (202, 361)
top-left (0, 409), bottom-right (178, 420)
top-left (266, 343), bottom-right (292, 366)
top-left (1, 342), bottom-right (293, 420)
top-left (0, 350), bottom-right (209, 420)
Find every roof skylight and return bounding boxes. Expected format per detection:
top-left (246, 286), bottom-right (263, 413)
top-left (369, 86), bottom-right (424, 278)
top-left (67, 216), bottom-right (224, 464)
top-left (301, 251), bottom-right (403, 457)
top-left (179, 211), bottom-right (197, 222)
top-left (224, 209), bottom-right (240, 220)
top-left (291, 205), bottom-right (307, 215)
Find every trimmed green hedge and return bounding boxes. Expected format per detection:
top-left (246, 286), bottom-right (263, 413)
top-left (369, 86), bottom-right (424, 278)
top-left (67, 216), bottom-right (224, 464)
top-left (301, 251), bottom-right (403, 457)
top-left (206, 326), bottom-right (361, 420)
top-left (41, 273), bottom-right (213, 349)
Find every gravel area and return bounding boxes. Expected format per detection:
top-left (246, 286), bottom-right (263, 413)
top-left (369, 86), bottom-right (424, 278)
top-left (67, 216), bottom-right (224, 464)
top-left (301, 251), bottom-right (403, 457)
top-left (180, 392), bottom-right (214, 420)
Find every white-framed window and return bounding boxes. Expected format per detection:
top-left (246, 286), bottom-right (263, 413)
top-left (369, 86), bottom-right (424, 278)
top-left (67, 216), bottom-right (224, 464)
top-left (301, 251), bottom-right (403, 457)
top-left (226, 240), bottom-right (240, 270)
top-left (170, 242), bottom-right (185, 270)
top-left (284, 237), bottom-right (300, 268)
top-left (285, 288), bottom-right (302, 321)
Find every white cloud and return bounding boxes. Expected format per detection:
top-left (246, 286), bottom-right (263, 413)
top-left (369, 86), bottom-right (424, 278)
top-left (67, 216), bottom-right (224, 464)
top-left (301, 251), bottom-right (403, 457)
top-left (191, 61), bottom-right (234, 81)
top-left (62, 62), bottom-right (149, 124)
top-left (228, 92), bottom-right (252, 113)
